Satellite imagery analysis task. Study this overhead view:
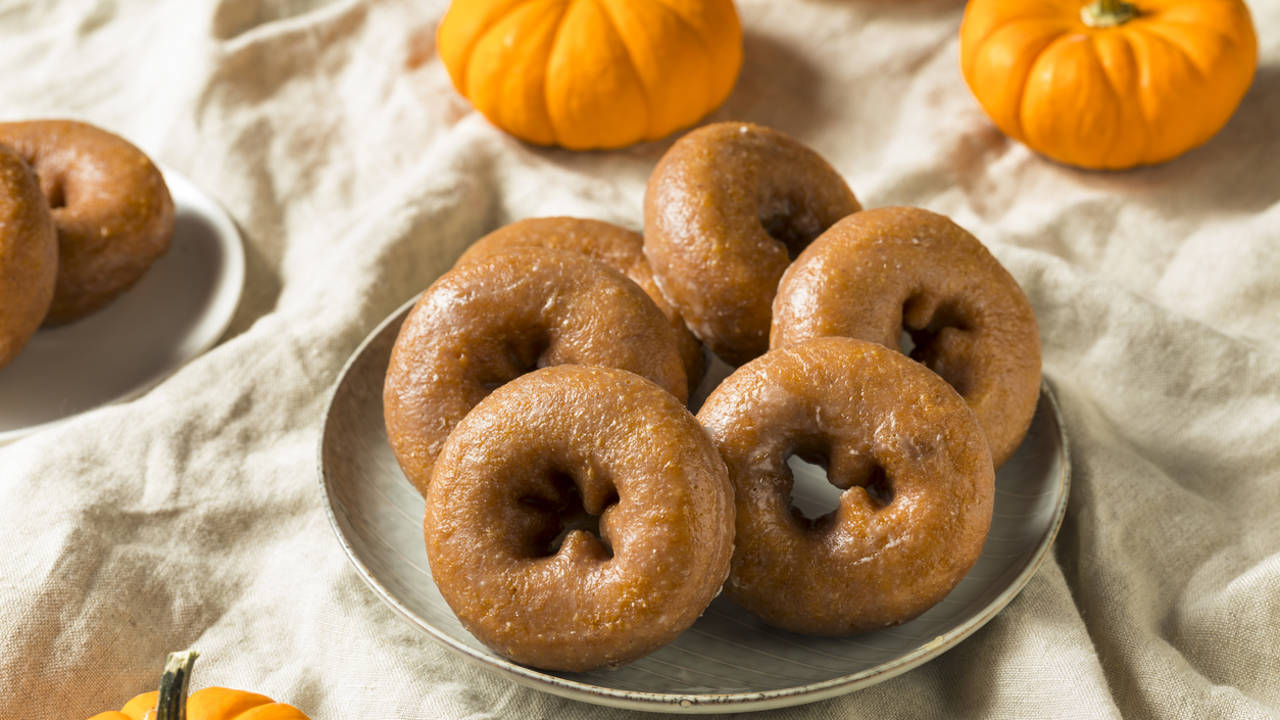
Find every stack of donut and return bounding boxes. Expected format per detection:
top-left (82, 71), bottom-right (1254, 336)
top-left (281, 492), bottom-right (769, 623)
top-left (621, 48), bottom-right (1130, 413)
top-left (0, 119), bottom-right (174, 370)
top-left (383, 121), bottom-right (1041, 670)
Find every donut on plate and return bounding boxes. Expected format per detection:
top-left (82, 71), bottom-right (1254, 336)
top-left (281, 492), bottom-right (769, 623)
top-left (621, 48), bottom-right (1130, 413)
top-left (0, 119), bottom-right (174, 325)
top-left (455, 216), bottom-right (705, 387)
top-left (771, 207), bottom-right (1041, 467)
top-left (643, 121), bottom-right (860, 365)
top-left (0, 143), bottom-right (58, 370)
top-left (384, 247), bottom-right (687, 497)
top-left (425, 365), bottom-right (734, 671)
top-left (697, 337), bottom-right (994, 635)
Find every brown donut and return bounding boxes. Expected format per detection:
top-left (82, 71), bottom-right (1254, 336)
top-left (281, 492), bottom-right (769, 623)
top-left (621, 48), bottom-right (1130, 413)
top-left (455, 217), bottom-right (705, 387)
top-left (0, 120), bottom-right (174, 325)
top-left (384, 247), bottom-right (687, 497)
top-left (696, 337), bottom-right (994, 635)
top-left (771, 207), bottom-right (1041, 467)
top-left (643, 121), bottom-right (860, 365)
top-left (425, 365), bottom-right (734, 671)
top-left (0, 144), bottom-right (58, 370)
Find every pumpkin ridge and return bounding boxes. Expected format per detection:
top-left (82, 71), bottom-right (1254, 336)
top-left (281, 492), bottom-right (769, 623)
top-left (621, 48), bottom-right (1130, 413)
top-left (1142, 19), bottom-right (1238, 48)
top-left (594, 0), bottom-right (656, 137)
top-left (1119, 29), bottom-right (1164, 144)
top-left (1017, 33), bottom-right (1080, 147)
top-left (1087, 33), bottom-right (1139, 165)
top-left (462, 0), bottom-right (560, 98)
top-left (644, 0), bottom-right (709, 44)
top-left (964, 3), bottom-right (1070, 57)
top-left (1136, 24), bottom-right (1210, 79)
top-left (962, 15), bottom-right (1075, 131)
top-left (450, 0), bottom-right (546, 94)
top-left (1099, 30), bottom-right (1153, 163)
top-left (538, 0), bottom-right (576, 146)
top-left (972, 19), bottom-right (1070, 140)
top-left (644, 0), bottom-right (720, 103)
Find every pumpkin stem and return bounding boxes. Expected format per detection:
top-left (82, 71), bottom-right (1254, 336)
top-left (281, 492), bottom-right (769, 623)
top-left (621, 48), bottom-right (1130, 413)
top-left (1081, 0), bottom-right (1138, 27)
top-left (154, 650), bottom-right (198, 720)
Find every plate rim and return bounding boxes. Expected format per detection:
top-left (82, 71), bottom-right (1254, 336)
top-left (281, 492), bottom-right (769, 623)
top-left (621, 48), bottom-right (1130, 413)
top-left (318, 297), bottom-right (1072, 714)
top-left (0, 163), bottom-right (247, 443)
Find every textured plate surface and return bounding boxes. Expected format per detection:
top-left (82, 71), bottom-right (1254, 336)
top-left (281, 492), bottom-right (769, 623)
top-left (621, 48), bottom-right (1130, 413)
top-left (320, 298), bottom-right (1070, 714)
top-left (0, 166), bottom-right (245, 442)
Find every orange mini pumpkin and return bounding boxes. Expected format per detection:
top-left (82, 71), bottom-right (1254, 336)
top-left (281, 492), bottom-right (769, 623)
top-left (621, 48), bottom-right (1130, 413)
top-left (437, 0), bottom-right (743, 150)
top-left (89, 651), bottom-right (310, 720)
top-left (960, 0), bottom-right (1257, 169)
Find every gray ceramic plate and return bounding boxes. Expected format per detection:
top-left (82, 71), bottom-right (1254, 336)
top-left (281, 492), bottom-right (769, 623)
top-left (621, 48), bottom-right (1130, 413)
top-left (0, 165), bottom-right (245, 442)
top-left (319, 297), bottom-right (1070, 714)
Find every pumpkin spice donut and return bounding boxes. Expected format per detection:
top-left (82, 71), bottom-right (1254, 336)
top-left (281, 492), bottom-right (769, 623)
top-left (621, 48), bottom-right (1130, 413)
top-left (384, 247), bottom-right (687, 497)
top-left (455, 216), bottom-right (705, 387)
top-left (0, 143), bottom-right (58, 370)
top-left (771, 207), bottom-right (1041, 467)
top-left (426, 365), bottom-right (734, 671)
top-left (0, 119), bottom-right (174, 325)
top-left (643, 121), bottom-right (860, 365)
top-left (697, 337), bottom-right (995, 635)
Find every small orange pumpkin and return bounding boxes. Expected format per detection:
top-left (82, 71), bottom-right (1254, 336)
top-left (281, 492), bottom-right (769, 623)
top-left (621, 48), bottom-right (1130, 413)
top-left (959, 0), bottom-right (1257, 169)
top-left (437, 0), bottom-right (743, 150)
top-left (89, 651), bottom-right (310, 720)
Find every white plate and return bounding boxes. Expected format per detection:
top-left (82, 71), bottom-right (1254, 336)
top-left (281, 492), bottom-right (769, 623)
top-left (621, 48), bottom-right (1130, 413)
top-left (0, 166), bottom-right (245, 442)
top-left (319, 297), bottom-right (1070, 714)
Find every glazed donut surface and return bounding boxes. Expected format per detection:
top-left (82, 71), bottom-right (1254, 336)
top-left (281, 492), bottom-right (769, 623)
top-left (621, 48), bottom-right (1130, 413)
top-left (697, 337), bottom-right (994, 635)
top-left (425, 365), bottom-right (734, 671)
top-left (0, 119), bottom-right (174, 325)
top-left (0, 143), bottom-right (58, 369)
top-left (456, 216), bottom-right (704, 387)
top-left (383, 247), bottom-right (687, 497)
top-left (771, 207), bottom-right (1041, 467)
top-left (643, 121), bottom-right (860, 365)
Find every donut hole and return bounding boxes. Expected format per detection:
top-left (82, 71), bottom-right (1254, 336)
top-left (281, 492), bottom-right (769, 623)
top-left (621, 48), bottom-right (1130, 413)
top-left (758, 196), bottom-right (825, 260)
top-left (901, 296), bottom-right (973, 395)
top-left (787, 440), bottom-right (895, 527)
top-left (516, 470), bottom-right (617, 559)
top-left (898, 328), bottom-right (917, 355)
top-left (30, 168), bottom-right (68, 210)
top-left (45, 180), bottom-right (67, 210)
top-left (786, 454), bottom-right (843, 524)
top-left (478, 332), bottom-right (552, 394)
top-left (861, 466), bottom-right (894, 506)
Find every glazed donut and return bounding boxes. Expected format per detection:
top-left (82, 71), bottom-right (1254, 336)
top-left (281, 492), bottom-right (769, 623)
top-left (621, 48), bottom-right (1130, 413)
top-left (456, 216), bottom-right (705, 387)
top-left (384, 247), bottom-right (688, 497)
top-left (771, 207), bottom-right (1041, 467)
top-left (643, 121), bottom-right (860, 365)
top-left (696, 337), bottom-right (994, 635)
top-left (0, 144), bottom-right (58, 370)
top-left (0, 119), bottom-right (174, 325)
top-left (425, 364), bottom-right (734, 671)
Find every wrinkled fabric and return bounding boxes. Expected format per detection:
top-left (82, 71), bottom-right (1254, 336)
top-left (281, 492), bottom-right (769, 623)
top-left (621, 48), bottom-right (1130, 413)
top-left (1, 0), bottom-right (1278, 717)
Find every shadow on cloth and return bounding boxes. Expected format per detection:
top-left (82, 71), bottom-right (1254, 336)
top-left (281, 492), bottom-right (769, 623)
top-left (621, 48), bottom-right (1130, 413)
top-left (711, 29), bottom-right (828, 141)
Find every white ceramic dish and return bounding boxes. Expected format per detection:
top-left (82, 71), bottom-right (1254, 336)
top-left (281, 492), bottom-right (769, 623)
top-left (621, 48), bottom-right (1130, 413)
top-left (318, 296), bottom-right (1070, 714)
top-left (0, 166), bottom-right (245, 442)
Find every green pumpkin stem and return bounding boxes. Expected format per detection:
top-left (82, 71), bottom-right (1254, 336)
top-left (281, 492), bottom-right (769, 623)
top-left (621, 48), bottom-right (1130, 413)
top-left (155, 650), bottom-right (198, 720)
top-left (1081, 0), bottom-right (1138, 27)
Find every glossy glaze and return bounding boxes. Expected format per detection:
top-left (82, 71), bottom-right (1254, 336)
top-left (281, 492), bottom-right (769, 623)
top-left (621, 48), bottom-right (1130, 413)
top-left (0, 120), bottom-right (173, 325)
top-left (0, 143), bottom-right (57, 369)
top-left (698, 338), bottom-right (994, 635)
top-left (643, 122), bottom-right (860, 365)
top-left (771, 207), bottom-right (1041, 467)
top-left (457, 216), bottom-right (704, 386)
top-left (384, 246), bottom-right (687, 497)
top-left (425, 365), bottom-right (734, 671)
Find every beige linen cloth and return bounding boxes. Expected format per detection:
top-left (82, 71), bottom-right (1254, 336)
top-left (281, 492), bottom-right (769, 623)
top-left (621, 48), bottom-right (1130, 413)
top-left (2, 0), bottom-right (1278, 717)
